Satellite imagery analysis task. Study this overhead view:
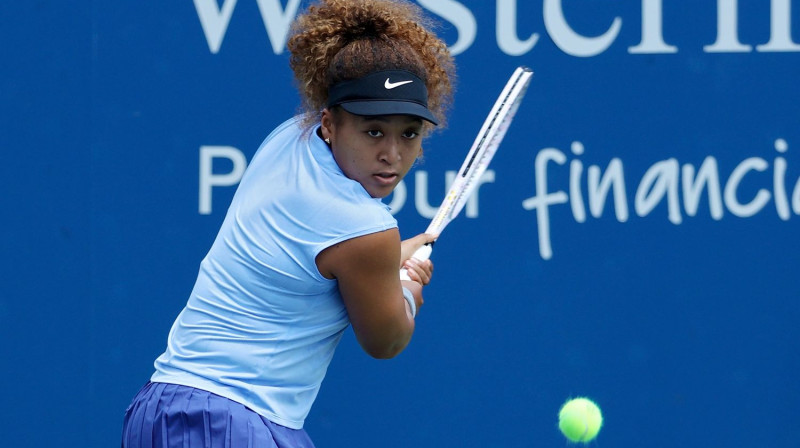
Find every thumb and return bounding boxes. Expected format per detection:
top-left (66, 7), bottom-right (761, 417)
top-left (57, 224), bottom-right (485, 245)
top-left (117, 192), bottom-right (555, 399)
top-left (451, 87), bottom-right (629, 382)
top-left (416, 232), bottom-right (439, 246)
top-left (410, 232), bottom-right (439, 250)
top-left (401, 233), bottom-right (439, 263)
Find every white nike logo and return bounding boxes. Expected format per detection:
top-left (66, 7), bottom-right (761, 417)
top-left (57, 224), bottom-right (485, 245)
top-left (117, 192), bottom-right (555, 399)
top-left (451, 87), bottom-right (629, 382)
top-left (384, 78), bottom-right (413, 89)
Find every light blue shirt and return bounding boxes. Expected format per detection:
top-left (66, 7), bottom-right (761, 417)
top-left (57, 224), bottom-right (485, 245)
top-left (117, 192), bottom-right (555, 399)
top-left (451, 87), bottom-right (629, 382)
top-left (152, 116), bottom-right (398, 429)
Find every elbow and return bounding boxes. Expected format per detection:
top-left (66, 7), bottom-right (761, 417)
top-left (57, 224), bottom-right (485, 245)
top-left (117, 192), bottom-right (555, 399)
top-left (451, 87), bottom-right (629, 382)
top-left (363, 342), bottom-right (405, 359)
top-left (352, 313), bottom-right (415, 359)
top-left (359, 333), bottom-right (412, 359)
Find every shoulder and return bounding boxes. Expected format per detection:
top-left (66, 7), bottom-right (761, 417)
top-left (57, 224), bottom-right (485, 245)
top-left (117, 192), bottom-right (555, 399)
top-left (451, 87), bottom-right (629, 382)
top-left (261, 115), bottom-right (310, 146)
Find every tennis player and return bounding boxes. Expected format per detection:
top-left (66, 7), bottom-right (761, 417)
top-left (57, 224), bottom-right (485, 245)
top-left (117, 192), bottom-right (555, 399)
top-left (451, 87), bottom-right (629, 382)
top-left (121, 0), bottom-right (455, 446)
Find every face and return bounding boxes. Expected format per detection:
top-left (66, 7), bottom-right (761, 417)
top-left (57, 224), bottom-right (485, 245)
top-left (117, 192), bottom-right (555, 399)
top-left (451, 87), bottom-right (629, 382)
top-left (321, 109), bottom-right (424, 198)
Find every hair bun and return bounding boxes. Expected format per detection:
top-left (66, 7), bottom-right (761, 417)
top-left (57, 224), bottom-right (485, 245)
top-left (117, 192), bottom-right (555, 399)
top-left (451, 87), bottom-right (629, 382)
top-left (337, 4), bottom-right (394, 40)
top-left (289, 0), bottom-right (454, 129)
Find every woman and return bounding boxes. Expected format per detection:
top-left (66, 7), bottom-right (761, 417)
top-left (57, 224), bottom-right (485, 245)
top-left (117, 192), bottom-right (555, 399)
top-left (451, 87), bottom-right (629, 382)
top-left (121, 0), bottom-right (455, 446)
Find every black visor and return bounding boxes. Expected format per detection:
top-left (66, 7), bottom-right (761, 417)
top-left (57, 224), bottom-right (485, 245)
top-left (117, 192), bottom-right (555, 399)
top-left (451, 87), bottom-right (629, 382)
top-left (326, 70), bottom-right (438, 125)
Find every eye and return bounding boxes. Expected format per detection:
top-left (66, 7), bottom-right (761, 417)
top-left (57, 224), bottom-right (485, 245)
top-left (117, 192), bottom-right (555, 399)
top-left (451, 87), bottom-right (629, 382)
top-left (366, 130), bottom-right (384, 138)
top-left (402, 130), bottom-right (419, 139)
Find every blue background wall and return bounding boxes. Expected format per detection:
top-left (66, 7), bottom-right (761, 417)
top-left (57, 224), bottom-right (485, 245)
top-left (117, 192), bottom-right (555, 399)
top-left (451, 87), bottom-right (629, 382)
top-left (2, 1), bottom-right (798, 447)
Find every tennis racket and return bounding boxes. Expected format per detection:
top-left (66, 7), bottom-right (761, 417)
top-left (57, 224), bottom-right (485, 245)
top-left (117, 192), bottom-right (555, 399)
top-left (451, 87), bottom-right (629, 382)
top-left (400, 66), bottom-right (533, 281)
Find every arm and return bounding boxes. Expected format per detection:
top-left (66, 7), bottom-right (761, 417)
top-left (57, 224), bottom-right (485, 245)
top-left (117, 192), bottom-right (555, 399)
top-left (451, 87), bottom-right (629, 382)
top-left (316, 229), bottom-right (433, 359)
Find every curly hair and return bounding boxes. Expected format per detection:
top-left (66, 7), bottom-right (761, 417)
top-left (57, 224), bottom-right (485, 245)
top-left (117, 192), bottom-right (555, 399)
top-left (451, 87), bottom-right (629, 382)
top-left (287, 0), bottom-right (455, 130)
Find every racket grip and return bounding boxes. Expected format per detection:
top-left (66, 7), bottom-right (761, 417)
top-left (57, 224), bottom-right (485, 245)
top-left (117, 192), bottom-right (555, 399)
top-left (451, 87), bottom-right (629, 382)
top-left (399, 243), bottom-right (433, 281)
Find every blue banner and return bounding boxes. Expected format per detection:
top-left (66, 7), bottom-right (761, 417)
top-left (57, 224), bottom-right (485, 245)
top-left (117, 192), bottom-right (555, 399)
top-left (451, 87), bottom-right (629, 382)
top-left (2, 1), bottom-right (798, 446)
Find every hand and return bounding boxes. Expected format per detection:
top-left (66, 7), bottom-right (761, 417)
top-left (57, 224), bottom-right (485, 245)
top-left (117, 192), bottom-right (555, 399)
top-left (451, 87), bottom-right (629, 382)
top-left (400, 233), bottom-right (436, 315)
top-left (402, 257), bottom-right (433, 286)
top-left (400, 233), bottom-right (438, 266)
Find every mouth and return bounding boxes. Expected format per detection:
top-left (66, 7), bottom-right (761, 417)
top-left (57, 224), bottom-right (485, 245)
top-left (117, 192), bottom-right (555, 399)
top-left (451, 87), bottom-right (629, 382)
top-left (373, 172), bottom-right (398, 186)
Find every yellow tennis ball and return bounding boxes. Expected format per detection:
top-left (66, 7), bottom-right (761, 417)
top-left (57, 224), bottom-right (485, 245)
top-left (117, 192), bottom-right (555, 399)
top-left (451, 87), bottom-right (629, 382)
top-left (558, 397), bottom-right (603, 443)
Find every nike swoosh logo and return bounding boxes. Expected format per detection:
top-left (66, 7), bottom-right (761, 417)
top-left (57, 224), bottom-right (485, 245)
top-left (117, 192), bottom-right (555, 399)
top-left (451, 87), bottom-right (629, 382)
top-left (384, 78), bottom-right (413, 89)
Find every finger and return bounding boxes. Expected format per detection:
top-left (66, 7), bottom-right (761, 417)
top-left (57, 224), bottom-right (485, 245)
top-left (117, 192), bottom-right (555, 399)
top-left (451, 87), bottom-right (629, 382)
top-left (410, 233), bottom-right (438, 248)
top-left (410, 261), bottom-right (432, 285)
top-left (403, 260), bottom-right (427, 285)
top-left (422, 233), bottom-right (439, 244)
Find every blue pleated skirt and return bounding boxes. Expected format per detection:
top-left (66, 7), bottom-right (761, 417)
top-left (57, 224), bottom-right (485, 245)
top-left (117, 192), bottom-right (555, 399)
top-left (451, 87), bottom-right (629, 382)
top-left (121, 382), bottom-right (315, 448)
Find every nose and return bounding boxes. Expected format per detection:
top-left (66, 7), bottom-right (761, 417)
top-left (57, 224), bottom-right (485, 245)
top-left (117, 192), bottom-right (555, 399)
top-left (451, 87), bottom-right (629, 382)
top-left (379, 138), bottom-right (402, 164)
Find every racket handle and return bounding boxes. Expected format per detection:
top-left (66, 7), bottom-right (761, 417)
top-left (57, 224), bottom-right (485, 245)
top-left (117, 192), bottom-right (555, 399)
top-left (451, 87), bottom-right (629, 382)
top-left (399, 243), bottom-right (433, 281)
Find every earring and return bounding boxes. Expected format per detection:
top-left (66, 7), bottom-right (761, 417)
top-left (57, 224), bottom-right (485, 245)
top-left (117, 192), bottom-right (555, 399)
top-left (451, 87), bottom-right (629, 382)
top-left (324, 137), bottom-right (331, 144)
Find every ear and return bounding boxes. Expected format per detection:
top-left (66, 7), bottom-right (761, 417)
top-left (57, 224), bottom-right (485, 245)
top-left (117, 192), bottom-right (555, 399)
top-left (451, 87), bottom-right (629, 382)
top-left (320, 108), bottom-right (334, 141)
